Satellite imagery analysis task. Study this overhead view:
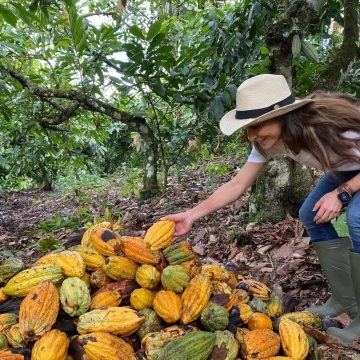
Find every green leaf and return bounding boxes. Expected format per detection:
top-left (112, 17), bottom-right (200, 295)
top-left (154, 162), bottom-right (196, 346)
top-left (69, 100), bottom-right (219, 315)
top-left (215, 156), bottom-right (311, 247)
top-left (129, 25), bottom-right (145, 40)
top-left (0, 5), bottom-right (17, 27)
top-left (147, 21), bottom-right (162, 41)
top-left (151, 83), bottom-right (166, 97)
top-left (11, 3), bottom-right (40, 25)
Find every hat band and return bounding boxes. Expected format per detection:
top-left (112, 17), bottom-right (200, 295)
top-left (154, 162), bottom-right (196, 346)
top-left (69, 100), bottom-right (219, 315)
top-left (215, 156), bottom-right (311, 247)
top-left (235, 94), bottom-right (295, 120)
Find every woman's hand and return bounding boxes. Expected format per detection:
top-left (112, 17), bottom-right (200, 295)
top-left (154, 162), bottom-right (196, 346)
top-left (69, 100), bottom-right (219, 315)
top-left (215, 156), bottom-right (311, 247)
top-left (313, 190), bottom-right (342, 224)
top-left (161, 211), bottom-right (195, 240)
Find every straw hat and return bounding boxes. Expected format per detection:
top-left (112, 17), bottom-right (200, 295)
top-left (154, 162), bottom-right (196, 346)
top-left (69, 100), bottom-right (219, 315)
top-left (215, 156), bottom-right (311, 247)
top-left (219, 74), bottom-right (313, 135)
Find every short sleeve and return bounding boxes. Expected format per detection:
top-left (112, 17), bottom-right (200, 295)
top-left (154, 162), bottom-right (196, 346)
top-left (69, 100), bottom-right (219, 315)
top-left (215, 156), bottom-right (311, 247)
top-left (247, 145), bottom-right (267, 163)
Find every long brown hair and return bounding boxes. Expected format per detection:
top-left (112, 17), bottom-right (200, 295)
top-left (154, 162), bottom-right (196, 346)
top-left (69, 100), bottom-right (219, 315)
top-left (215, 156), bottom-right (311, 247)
top-left (281, 91), bottom-right (360, 170)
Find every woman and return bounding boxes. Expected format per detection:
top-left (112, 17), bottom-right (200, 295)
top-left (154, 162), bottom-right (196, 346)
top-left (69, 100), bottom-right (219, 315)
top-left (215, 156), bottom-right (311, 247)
top-left (162, 74), bottom-right (360, 344)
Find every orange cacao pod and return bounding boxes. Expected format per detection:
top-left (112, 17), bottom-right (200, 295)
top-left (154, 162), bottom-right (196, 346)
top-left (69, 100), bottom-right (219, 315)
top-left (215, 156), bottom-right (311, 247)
top-left (19, 280), bottom-right (59, 341)
top-left (153, 290), bottom-right (182, 323)
top-left (120, 237), bottom-right (161, 265)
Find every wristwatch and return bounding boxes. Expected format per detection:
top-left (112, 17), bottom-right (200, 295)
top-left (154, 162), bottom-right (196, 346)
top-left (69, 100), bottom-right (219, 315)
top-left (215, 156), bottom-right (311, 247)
top-left (337, 182), bottom-right (353, 205)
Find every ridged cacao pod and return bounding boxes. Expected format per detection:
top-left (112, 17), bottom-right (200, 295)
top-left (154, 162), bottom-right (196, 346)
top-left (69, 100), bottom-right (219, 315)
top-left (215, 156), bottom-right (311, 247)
top-left (238, 280), bottom-right (271, 300)
top-left (103, 256), bottom-right (138, 280)
top-left (161, 265), bottom-right (189, 293)
top-left (76, 247), bottom-right (105, 271)
top-left (19, 280), bottom-right (59, 341)
top-left (135, 265), bottom-right (161, 289)
top-left (0, 258), bottom-right (24, 284)
top-left (93, 280), bottom-right (137, 303)
top-left (291, 34), bottom-right (302, 57)
top-left (212, 281), bottom-right (232, 295)
top-left (144, 220), bottom-right (175, 251)
top-left (89, 269), bottom-right (111, 289)
top-left (35, 253), bottom-right (58, 266)
top-left (91, 228), bottom-right (122, 256)
top-left (279, 311), bottom-right (322, 329)
top-left (240, 329), bottom-right (280, 360)
top-left (163, 241), bottom-right (198, 265)
top-left (0, 313), bottom-right (18, 333)
top-left (5, 324), bottom-right (25, 348)
top-left (200, 304), bottom-right (229, 331)
top-left (301, 39), bottom-right (319, 63)
top-left (3, 264), bottom-right (63, 297)
top-left (264, 357), bottom-right (292, 360)
top-left (0, 349), bottom-right (25, 359)
top-left (60, 277), bottom-right (91, 317)
top-left (279, 318), bottom-right (309, 360)
top-left (180, 260), bottom-right (201, 278)
top-left (200, 264), bottom-right (231, 282)
top-left (31, 329), bottom-right (69, 360)
top-left (249, 298), bottom-right (268, 313)
top-left (267, 295), bottom-right (285, 318)
top-left (90, 289), bottom-right (121, 310)
top-left (81, 222), bottom-right (113, 249)
top-left (120, 237), bottom-right (161, 265)
top-left (155, 331), bottom-right (215, 360)
top-left (0, 334), bottom-right (8, 350)
top-left (153, 290), bottom-right (182, 323)
top-left (77, 307), bottom-right (145, 336)
top-left (76, 332), bottom-right (137, 360)
top-left (227, 289), bottom-right (250, 310)
top-left (248, 312), bottom-right (273, 330)
top-left (181, 274), bottom-right (211, 324)
top-left (210, 330), bottom-right (239, 360)
top-left (56, 251), bottom-right (86, 278)
top-left (130, 288), bottom-right (156, 311)
top-left (136, 308), bottom-right (163, 340)
top-left (141, 325), bottom-right (195, 360)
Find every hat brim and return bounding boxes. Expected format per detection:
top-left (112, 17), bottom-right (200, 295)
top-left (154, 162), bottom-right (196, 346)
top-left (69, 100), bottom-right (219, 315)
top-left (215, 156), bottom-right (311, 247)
top-left (219, 99), bottom-right (314, 136)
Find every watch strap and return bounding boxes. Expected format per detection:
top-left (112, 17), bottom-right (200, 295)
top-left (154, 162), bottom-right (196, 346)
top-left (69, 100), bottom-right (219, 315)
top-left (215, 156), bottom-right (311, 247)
top-left (340, 182), bottom-right (354, 195)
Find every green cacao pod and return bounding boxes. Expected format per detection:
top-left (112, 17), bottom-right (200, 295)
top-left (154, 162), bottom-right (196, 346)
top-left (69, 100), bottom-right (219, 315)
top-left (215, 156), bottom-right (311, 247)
top-left (291, 34), bottom-right (301, 57)
top-left (161, 265), bottom-right (189, 293)
top-left (280, 311), bottom-right (322, 329)
top-left (60, 277), bottom-right (91, 317)
top-left (163, 241), bottom-right (198, 265)
top-left (249, 298), bottom-right (268, 313)
top-left (0, 258), bottom-right (24, 284)
top-left (210, 330), bottom-right (239, 360)
top-left (155, 331), bottom-right (215, 360)
top-left (301, 40), bottom-right (319, 63)
top-left (136, 308), bottom-right (164, 340)
top-left (200, 304), bottom-right (229, 332)
top-left (0, 334), bottom-right (8, 350)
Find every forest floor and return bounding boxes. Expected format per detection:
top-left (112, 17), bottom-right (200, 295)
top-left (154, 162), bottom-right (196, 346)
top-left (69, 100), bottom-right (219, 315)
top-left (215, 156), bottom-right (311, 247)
top-left (1, 156), bottom-right (360, 359)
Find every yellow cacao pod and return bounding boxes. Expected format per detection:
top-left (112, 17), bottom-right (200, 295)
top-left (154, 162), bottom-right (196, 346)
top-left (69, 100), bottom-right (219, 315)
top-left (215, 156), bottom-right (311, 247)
top-left (103, 256), bottom-right (138, 280)
top-left (181, 274), bottom-right (211, 324)
top-left (31, 329), bottom-right (69, 360)
top-left (77, 307), bottom-right (145, 336)
top-left (144, 220), bottom-right (175, 251)
top-left (279, 318), bottom-right (309, 360)
top-left (135, 264), bottom-right (161, 289)
top-left (153, 290), bottom-right (182, 323)
top-left (77, 331), bottom-right (137, 360)
top-left (56, 251), bottom-right (86, 278)
top-left (130, 288), bottom-right (156, 311)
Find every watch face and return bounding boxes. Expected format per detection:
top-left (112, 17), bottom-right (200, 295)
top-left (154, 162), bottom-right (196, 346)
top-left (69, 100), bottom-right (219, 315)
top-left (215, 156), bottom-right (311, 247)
top-left (338, 191), bottom-right (352, 203)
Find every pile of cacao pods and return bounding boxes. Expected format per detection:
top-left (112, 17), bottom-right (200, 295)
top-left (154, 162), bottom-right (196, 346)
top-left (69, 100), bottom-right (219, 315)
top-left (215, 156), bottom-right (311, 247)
top-left (0, 219), bottom-right (325, 360)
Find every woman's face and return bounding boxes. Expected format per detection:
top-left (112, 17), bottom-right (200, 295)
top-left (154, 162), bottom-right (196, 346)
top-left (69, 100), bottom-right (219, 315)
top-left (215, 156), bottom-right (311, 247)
top-left (246, 118), bottom-right (282, 150)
